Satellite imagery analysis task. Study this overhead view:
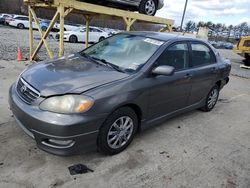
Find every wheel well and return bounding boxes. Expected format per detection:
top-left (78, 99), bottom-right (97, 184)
top-left (118, 104), bottom-right (142, 131)
top-left (216, 80), bottom-right (221, 89)
top-left (70, 35), bottom-right (77, 40)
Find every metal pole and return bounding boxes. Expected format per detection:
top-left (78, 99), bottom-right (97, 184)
top-left (180, 0), bottom-right (188, 32)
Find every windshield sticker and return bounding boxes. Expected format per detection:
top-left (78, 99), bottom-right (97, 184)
top-left (144, 38), bottom-right (164, 46)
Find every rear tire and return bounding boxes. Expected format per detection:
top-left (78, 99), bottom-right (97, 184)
top-left (97, 107), bottom-right (138, 155)
top-left (17, 23), bottom-right (25, 29)
top-left (139, 0), bottom-right (157, 16)
top-left (200, 85), bottom-right (219, 112)
top-left (69, 35), bottom-right (78, 43)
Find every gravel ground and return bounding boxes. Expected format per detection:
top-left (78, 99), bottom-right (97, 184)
top-left (0, 26), bottom-right (84, 61)
top-left (0, 25), bottom-right (250, 188)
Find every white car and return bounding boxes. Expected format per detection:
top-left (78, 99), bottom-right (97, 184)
top-left (54, 21), bottom-right (84, 31)
top-left (61, 27), bottom-right (110, 43)
top-left (8, 15), bottom-right (41, 29)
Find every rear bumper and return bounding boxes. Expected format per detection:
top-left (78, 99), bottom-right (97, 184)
top-left (9, 84), bottom-right (108, 156)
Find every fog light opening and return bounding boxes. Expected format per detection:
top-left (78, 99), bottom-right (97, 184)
top-left (48, 139), bottom-right (75, 146)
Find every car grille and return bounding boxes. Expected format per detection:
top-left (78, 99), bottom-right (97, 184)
top-left (16, 78), bottom-right (40, 104)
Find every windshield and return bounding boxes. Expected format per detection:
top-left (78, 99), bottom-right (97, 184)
top-left (81, 34), bottom-right (164, 73)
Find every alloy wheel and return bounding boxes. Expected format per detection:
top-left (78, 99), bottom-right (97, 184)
top-left (207, 88), bottom-right (219, 109)
top-left (107, 116), bottom-right (134, 149)
top-left (145, 0), bottom-right (156, 16)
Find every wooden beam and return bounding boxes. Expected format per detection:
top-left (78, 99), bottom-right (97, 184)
top-left (30, 7), bottom-right (54, 59)
top-left (84, 15), bottom-right (93, 48)
top-left (28, 6), bottom-right (33, 61)
top-left (31, 10), bottom-right (59, 60)
top-left (58, 5), bottom-right (65, 57)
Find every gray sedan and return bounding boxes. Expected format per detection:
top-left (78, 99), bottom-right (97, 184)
top-left (9, 32), bottom-right (231, 156)
top-left (84, 0), bottom-right (164, 16)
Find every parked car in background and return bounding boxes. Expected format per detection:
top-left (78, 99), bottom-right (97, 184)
top-left (8, 15), bottom-right (41, 29)
top-left (54, 21), bottom-right (84, 31)
top-left (209, 41), bottom-right (234, 49)
top-left (41, 19), bottom-right (59, 32)
top-left (83, 0), bottom-right (164, 16)
top-left (9, 32), bottom-right (231, 156)
top-left (0, 14), bottom-right (13, 25)
top-left (58, 26), bottom-right (109, 43)
top-left (234, 36), bottom-right (250, 66)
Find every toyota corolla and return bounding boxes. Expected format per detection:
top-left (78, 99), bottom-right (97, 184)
top-left (9, 32), bottom-right (231, 156)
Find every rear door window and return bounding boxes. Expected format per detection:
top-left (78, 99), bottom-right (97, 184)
top-left (191, 42), bottom-right (216, 67)
top-left (156, 42), bottom-right (189, 71)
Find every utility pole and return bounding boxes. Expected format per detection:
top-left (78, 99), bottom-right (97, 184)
top-left (180, 0), bottom-right (188, 32)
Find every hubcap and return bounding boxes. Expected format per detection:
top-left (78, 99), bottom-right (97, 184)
top-left (207, 88), bottom-right (218, 109)
top-left (107, 116), bottom-right (134, 149)
top-left (145, 0), bottom-right (156, 15)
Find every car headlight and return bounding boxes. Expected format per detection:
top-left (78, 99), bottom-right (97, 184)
top-left (39, 95), bottom-right (94, 114)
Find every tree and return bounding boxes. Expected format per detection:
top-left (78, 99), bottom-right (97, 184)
top-left (205, 21), bottom-right (213, 29)
top-left (238, 22), bottom-right (248, 38)
top-left (227, 25), bottom-right (233, 39)
top-left (197, 21), bottom-right (205, 29)
top-left (185, 20), bottom-right (196, 32)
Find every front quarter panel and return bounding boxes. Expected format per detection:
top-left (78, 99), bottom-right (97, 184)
top-left (84, 73), bottom-right (149, 121)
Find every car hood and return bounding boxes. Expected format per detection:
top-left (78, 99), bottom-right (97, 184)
top-left (21, 54), bottom-right (130, 97)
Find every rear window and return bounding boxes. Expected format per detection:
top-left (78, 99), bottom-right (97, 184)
top-left (191, 43), bottom-right (216, 67)
top-left (243, 40), bottom-right (250, 47)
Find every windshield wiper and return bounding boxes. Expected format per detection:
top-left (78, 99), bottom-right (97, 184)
top-left (80, 52), bottom-right (125, 73)
top-left (91, 57), bottom-right (125, 73)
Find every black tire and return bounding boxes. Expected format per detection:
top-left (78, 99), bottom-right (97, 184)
top-left (244, 54), bottom-right (250, 66)
top-left (200, 85), bottom-right (219, 112)
top-left (41, 26), bottom-right (47, 32)
top-left (69, 35), bottom-right (78, 43)
top-left (17, 23), bottom-right (25, 29)
top-left (97, 107), bottom-right (138, 155)
top-left (139, 0), bottom-right (157, 16)
top-left (99, 36), bottom-right (105, 42)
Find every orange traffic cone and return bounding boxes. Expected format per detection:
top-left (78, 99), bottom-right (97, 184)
top-left (17, 47), bottom-right (25, 61)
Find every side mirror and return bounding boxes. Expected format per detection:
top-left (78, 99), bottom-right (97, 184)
top-left (152, 65), bottom-right (175, 76)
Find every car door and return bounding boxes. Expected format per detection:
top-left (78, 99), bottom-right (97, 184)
top-left (78, 29), bottom-right (86, 42)
top-left (187, 41), bottom-right (218, 105)
top-left (147, 42), bottom-right (193, 120)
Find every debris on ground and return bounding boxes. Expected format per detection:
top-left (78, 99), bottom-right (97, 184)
top-left (0, 162), bottom-right (3, 166)
top-left (68, 164), bottom-right (94, 175)
top-left (218, 98), bottom-right (231, 103)
top-left (159, 151), bottom-right (168, 155)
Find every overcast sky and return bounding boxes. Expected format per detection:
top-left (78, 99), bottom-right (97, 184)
top-left (156, 0), bottom-right (250, 26)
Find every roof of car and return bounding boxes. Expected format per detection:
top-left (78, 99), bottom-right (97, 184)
top-left (122, 31), bottom-right (199, 42)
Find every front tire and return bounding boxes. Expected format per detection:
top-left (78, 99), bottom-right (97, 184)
top-left (97, 107), bottom-right (138, 155)
top-left (139, 0), bottom-right (157, 16)
top-left (69, 35), bottom-right (78, 43)
top-left (201, 85), bottom-right (219, 112)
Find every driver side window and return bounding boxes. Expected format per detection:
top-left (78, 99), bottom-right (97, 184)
top-left (156, 43), bottom-right (189, 71)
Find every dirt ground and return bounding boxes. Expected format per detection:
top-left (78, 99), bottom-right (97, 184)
top-left (0, 26), bottom-right (250, 188)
